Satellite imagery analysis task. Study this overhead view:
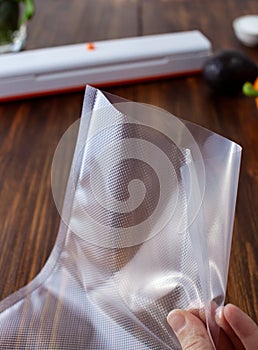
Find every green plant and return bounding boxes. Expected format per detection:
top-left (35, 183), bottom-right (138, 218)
top-left (19, 0), bottom-right (35, 24)
top-left (0, 0), bottom-right (35, 45)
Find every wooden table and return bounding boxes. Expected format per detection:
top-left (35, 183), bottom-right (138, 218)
top-left (0, 0), bottom-right (257, 327)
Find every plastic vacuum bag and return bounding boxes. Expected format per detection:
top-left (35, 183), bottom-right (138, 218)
top-left (0, 86), bottom-right (241, 349)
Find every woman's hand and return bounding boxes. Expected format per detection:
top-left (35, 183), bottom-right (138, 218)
top-left (167, 304), bottom-right (258, 349)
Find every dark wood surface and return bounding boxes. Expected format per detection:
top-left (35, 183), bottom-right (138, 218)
top-left (0, 0), bottom-right (257, 326)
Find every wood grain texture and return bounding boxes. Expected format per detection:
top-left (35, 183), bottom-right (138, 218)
top-left (0, 0), bottom-right (257, 330)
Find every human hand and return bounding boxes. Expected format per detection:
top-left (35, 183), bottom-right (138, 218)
top-left (167, 304), bottom-right (258, 349)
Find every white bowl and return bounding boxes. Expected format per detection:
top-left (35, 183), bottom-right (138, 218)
top-left (233, 15), bottom-right (258, 47)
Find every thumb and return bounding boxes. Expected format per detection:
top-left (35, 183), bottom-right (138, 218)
top-left (167, 309), bottom-right (214, 350)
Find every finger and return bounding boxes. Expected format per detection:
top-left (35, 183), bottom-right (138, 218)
top-left (187, 308), bottom-right (206, 324)
top-left (215, 306), bottom-right (244, 349)
top-left (188, 307), bottom-right (234, 349)
top-left (167, 309), bottom-right (214, 350)
top-left (223, 304), bottom-right (258, 350)
top-left (188, 300), bottom-right (219, 324)
top-left (189, 305), bottom-right (235, 349)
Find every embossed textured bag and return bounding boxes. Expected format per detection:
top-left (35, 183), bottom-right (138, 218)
top-left (0, 86), bottom-right (241, 349)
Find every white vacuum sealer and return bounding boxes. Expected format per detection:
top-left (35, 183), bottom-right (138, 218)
top-left (0, 30), bottom-right (211, 101)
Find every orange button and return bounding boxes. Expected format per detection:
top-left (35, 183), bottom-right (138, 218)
top-left (86, 42), bottom-right (95, 50)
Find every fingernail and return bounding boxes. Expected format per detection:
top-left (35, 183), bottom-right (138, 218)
top-left (167, 311), bottom-right (186, 334)
top-left (215, 306), bottom-right (224, 323)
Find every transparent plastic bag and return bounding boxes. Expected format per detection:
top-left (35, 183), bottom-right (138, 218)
top-left (0, 86), bottom-right (241, 349)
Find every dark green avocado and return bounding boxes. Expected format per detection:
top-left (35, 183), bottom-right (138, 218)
top-left (203, 50), bottom-right (258, 95)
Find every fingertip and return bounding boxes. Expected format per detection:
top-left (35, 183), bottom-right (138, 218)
top-left (167, 309), bottom-right (214, 349)
top-left (167, 309), bottom-right (208, 334)
top-left (215, 305), bottom-right (224, 326)
top-left (223, 303), bottom-right (244, 325)
top-left (167, 309), bottom-right (180, 323)
top-left (223, 303), bottom-right (258, 335)
top-left (167, 309), bottom-right (186, 334)
top-left (224, 303), bottom-right (236, 312)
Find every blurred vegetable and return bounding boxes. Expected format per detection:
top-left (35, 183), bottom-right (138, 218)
top-left (0, 0), bottom-right (34, 45)
top-left (243, 82), bottom-right (258, 97)
top-left (19, 0), bottom-right (35, 24)
top-left (243, 78), bottom-right (258, 108)
top-left (203, 50), bottom-right (258, 95)
top-left (0, 0), bottom-right (19, 44)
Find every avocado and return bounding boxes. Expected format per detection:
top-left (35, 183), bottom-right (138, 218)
top-left (203, 50), bottom-right (258, 95)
